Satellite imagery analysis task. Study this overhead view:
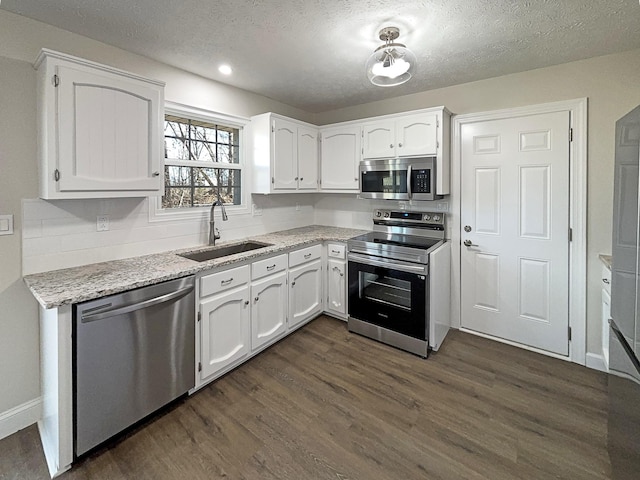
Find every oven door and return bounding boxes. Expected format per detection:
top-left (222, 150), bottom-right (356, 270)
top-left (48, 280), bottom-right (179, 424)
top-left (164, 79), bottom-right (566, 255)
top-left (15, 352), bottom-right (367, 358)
top-left (348, 253), bottom-right (428, 340)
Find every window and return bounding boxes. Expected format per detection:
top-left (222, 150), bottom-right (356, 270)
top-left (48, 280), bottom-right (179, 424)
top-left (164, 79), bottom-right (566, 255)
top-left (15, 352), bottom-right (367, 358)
top-left (163, 113), bottom-right (242, 209)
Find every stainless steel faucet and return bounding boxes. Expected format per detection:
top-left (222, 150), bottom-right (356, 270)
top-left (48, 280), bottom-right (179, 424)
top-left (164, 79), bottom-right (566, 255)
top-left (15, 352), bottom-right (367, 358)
top-left (209, 198), bottom-right (228, 245)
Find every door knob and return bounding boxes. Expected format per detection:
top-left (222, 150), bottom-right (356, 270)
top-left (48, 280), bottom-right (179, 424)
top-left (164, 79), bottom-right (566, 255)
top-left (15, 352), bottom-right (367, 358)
top-left (463, 240), bottom-right (478, 247)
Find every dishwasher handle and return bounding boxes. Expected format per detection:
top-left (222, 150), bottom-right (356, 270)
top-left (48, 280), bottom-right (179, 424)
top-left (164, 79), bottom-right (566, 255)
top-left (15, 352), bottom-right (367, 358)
top-left (80, 285), bottom-right (194, 323)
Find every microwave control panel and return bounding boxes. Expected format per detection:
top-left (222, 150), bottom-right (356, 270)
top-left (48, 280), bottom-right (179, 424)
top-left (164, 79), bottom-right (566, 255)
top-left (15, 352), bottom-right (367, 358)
top-left (412, 169), bottom-right (431, 193)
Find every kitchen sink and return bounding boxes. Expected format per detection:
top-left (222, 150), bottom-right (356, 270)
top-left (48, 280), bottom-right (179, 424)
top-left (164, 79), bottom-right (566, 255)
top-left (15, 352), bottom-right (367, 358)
top-left (178, 241), bottom-right (273, 262)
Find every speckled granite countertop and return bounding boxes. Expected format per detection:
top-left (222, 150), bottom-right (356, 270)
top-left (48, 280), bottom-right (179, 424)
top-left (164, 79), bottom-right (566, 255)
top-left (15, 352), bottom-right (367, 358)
top-left (24, 225), bottom-right (367, 309)
top-left (599, 254), bottom-right (612, 270)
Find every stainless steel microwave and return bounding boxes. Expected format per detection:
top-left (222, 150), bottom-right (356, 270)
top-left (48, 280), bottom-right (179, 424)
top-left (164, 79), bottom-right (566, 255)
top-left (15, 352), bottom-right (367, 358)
top-left (359, 156), bottom-right (442, 201)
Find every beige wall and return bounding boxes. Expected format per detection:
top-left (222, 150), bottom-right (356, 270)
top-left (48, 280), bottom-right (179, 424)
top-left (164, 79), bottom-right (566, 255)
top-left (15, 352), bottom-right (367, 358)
top-left (0, 56), bottom-right (40, 412)
top-left (315, 49), bottom-right (640, 355)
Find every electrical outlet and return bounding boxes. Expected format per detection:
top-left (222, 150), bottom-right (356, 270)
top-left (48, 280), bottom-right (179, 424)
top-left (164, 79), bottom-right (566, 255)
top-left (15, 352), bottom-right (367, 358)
top-left (295, 203), bottom-right (301, 211)
top-left (97, 215), bottom-right (110, 231)
top-left (252, 204), bottom-right (263, 216)
top-left (437, 202), bottom-right (449, 211)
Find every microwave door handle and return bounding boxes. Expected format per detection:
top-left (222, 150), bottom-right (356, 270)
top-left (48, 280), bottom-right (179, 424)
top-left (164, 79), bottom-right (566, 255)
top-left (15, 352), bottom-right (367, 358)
top-left (406, 164), bottom-right (412, 198)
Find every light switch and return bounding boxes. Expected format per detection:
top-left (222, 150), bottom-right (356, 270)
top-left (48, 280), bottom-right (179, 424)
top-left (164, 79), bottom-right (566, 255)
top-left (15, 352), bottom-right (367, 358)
top-left (0, 214), bottom-right (14, 235)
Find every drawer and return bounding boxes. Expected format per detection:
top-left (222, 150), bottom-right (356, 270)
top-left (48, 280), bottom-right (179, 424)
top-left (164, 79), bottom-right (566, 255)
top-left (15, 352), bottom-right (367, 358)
top-left (252, 254), bottom-right (287, 281)
top-left (327, 242), bottom-right (346, 260)
top-left (289, 244), bottom-right (322, 267)
top-left (200, 265), bottom-right (250, 297)
top-left (602, 265), bottom-right (611, 295)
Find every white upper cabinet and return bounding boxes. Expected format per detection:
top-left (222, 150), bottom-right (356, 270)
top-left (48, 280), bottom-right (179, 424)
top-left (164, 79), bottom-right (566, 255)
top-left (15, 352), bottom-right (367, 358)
top-left (35, 49), bottom-right (164, 199)
top-left (251, 113), bottom-right (318, 193)
top-left (363, 112), bottom-right (438, 159)
top-left (319, 125), bottom-right (361, 191)
top-left (362, 121), bottom-right (395, 159)
top-left (297, 125), bottom-right (320, 191)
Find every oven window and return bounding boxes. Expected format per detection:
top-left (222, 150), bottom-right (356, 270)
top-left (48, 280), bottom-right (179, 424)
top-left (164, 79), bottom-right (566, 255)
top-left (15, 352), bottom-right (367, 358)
top-left (361, 170), bottom-right (408, 194)
top-left (360, 272), bottom-right (412, 311)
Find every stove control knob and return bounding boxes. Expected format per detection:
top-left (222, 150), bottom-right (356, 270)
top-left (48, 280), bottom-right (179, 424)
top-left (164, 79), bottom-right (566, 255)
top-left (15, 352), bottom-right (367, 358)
top-left (424, 214), bottom-right (431, 221)
top-left (433, 215), bottom-right (441, 221)
top-left (383, 212), bottom-right (390, 218)
top-left (375, 211), bottom-right (382, 217)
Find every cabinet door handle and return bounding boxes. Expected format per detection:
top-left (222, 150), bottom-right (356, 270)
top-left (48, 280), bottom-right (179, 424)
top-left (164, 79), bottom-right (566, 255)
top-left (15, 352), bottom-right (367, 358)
top-left (291, 281), bottom-right (296, 287)
top-left (152, 171), bottom-right (160, 177)
top-left (398, 143), bottom-right (403, 147)
top-left (266, 264), bottom-right (276, 271)
top-left (390, 144), bottom-right (394, 148)
top-left (300, 177), bottom-right (304, 181)
top-left (602, 278), bottom-right (610, 284)
top-left (295, 177), bottom-right (299, 181)
top-left (254, 296), bottom-right (259, 302)
top-left (221, 278), bottom-right (233, 285)
top-left (244, 300), bottom-right (249, 306)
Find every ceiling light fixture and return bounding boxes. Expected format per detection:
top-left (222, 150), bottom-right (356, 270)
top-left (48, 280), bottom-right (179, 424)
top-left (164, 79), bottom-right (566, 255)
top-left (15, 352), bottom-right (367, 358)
top-left (366, 26), bottom-right (416, 87)
top-left (218, 64), bottom-right (232, 75)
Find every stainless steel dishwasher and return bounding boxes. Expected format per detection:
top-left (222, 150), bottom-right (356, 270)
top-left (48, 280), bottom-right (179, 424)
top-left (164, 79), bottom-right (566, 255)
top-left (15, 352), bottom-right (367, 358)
top-left (73, 276), bottom-right (195, 457)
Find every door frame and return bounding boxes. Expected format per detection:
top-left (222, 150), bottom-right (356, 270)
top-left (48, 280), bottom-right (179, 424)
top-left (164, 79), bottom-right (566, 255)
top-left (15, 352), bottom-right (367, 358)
top-left (450, 98), bottom-right (588, 365)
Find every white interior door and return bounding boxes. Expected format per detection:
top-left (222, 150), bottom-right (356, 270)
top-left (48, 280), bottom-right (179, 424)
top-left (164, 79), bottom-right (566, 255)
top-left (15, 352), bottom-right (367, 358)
top-left (460, 111), bottom-right (570, 355)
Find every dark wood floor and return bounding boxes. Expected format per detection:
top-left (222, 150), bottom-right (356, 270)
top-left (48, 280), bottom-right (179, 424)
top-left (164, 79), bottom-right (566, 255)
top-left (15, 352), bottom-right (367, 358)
top-left (1, 316), bottom-right (610, 480)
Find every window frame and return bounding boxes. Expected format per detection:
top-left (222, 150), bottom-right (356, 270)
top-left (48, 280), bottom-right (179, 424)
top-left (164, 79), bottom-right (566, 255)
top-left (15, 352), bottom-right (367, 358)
top-left (149, 101), bottom-right (250, 222)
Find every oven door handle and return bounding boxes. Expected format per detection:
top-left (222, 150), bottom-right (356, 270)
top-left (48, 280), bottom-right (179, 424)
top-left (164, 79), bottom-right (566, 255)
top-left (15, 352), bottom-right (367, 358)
top-left (348, 252), bottom-right (427, 274)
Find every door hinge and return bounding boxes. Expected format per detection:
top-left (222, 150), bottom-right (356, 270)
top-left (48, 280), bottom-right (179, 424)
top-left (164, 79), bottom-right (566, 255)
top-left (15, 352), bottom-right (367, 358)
top-left (568, 326), bottom-right (572, 341)
top-left (569, 128), bottom-right (573, 142)
top-left (568, 228), bottom-right (573, 242)
top-left (197, 311), bottom-right (201, 322)
top-left (436, 140), bottom-right (440, 149)
top-left (54, 169), bottom-right (60, 181)
top-left (52, 74), bottom-right (59, 87)
top-left (198, 362), bottom-right (202, 372)
top-left (271, 177), bottom-right (274, 184)
top-left (436, 117), bottom-right (439, 128)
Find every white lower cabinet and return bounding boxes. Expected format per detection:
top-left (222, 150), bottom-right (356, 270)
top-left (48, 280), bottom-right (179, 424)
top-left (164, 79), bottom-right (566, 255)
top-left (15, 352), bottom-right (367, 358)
top-left (251, 270), bottom-right (287, 350)
top-left (326, 258), bottom-right (346, 319)
top-left (288, 259), bottom-right (323, 329)
top-left (199, 265), bottom-right (251, 381)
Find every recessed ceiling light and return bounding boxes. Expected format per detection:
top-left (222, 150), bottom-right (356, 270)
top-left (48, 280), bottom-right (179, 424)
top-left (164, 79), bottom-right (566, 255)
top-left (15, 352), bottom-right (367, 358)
top-left (218, 64), bottom-right (232, 75)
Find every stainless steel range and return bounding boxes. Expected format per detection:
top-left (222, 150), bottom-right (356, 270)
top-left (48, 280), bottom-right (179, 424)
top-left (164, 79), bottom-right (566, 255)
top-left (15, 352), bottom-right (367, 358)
top-left (347, 209), bottom-right (451, 357)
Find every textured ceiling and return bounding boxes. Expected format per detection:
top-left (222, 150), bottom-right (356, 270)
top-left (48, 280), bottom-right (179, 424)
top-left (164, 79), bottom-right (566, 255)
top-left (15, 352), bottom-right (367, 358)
top-left (2, 0), bottom-right (640, 113)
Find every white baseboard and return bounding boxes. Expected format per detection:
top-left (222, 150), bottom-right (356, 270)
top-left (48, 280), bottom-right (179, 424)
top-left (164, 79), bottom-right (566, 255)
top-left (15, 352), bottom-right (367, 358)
top-left (586, 352), bottom-right (608, 373)
top-left (0, 397), bottom-right (42, 441)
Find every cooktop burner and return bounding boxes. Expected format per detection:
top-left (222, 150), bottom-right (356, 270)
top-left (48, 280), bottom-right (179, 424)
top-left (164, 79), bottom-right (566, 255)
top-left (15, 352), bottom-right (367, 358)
top-left (351, 232), bottom-right (441, 250)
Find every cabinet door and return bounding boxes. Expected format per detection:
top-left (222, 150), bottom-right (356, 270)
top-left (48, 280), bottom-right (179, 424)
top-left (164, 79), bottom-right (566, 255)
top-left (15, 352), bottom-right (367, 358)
top-left (320, 126), bottom-right (361, 190)
top-left (56, 65), bottom-right (162, 193)
top-left (396, 113), bottom-right (438, 157)
top-left (200, 286), bottom-right (250, 380)
top-left (288, 259), bottom-right (323, 329)
top-left (251, 271), bottom-right (287, 351)
top-left (326, 258), bottom-right (346, 318)
top-left (272, 117), bottom-right (298, 190)
top-left (362, 121), bottom-right (395, 159)
top-left (297, 126), bottom-right (319, 190)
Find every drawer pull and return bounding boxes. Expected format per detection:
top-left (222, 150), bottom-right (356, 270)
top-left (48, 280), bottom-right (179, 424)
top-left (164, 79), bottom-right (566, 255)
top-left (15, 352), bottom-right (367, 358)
top-left (266, 264), bottom-right (276, 271)
top-left (221, 278), bottom-right (233, 286)
top-left (331, 249), bottom-right (340, 254)
top-left (602, 278), bottom-right (610, 284)
top-left (304, 253), bottom-right (312, 259)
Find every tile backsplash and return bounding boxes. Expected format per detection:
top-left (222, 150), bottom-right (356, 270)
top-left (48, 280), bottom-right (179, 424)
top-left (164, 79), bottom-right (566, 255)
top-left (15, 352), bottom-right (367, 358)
top-left (22, 195), bottom-right (315, 275)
